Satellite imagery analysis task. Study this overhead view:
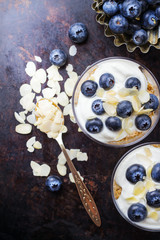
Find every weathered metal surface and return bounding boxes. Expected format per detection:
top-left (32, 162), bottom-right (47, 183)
top-left (0, 0), bottom-right (160, 240)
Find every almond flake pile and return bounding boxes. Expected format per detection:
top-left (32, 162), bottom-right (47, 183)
top-left (14, 54), bottom-right (88, 182)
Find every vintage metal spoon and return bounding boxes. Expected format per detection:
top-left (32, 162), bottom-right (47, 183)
top-left (35, 99), bottom-right (101, 227)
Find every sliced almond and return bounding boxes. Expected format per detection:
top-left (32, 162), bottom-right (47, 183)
top-left (26, 136), bottom-right (36, 148)
top-left (40, 164), bottom-right (51, 177)
top-left (27, 113), bottom-right (36, 124)
top-left (96, 88), bottom-right (105, 98)
top-left (42, 88), bottom-right (56, 99)
top-left (103, 102), bottom-right (116, 116)
top-left (138, 90), bottom-right (150, 104)
top-left (57, 164), bottom-right (67, 176)
top-left (34, 56), bottom-right (42, 63)
top-left (33, 141), bottom-right (42, 149)
top-left (69, 45), bottom-right (77, 56)
top-left (15, 123), bottom-right (32, 134)
top-left (25, 61), bottom-right (36, 77)
top-left (14, 112), bottom-right (25, 124)
top-left (131, 96), bottom-right (141, 112)
top-left (77, 152), bottom-right (88, 161)
top-left (63, 104), bottom-right (72, 116)
top-left (20, 84), bottom-right (32, 96)
top-left (34, 68), bottom-right (47, 84)
top-left (27, 146), bottom-right (35, 152)
top-left (144, 147), bottom-right (152, 157)
top-left (148, 211), bottom-right (159, 221)
top-left (57, 92), bottom-right (69, 106)
top-left (133, 181), bottom-right (146, 197)
top-left (30, 77), bottom-right (41, 93)
top-left (64, 78), bottom-right (76, 97)
top-left (66, 64), bottom-right (73, 72)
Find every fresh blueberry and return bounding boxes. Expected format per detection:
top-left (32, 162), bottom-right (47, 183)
top-left (45, 175), bottom-right (62, 192)
top-left (146, 189), bottom-right (160, 208)
top-left (109, 14), bottom-right (129, 34)
top-left (137, 0), bottom-right (148, 12)
top-left (143, 94), bottom-right (159, 111)
top-left (151, 163), bottom-right (160, 183)
top-left (135, 114), bottom-right (152, 131)
top-left (126, 164), bottom-right (146, 184)
top-left (117, 100), bottom-right (133, 118)
top-left (147, 0), bottom-right (160, 4)
top-left (99, 73), bottom-right (115, 90)
top-left (81, 80), bottom-right (98, 97)
top-left (105, 116), bottom-right (122, 131)
top-left (126, 20), bottom-right (141, 35)
top-left (128, 203), bottom-right (147, 222)
top-left (92, 99), bottom-right (105, 115)
top-left (118, 3), bottom-right (123, 13)
top-left (125, 77), bottom-right (141, 90)
top-left (85, 118), bottom-right (103, 133)
top-left (49, 49), bottom-right (67, 67)
top-left (68, 23), bottom-right (88, 43)
top-left (121, 0), bottom-right (142, 19)
top-left (102, 0), bottom-right (119, 16)
top-left (155, 6), bottom-right (160, 20)
top-left (132, 29), bottom-right (148, 46)
top-left (142, 10), bottom-right (158, 30)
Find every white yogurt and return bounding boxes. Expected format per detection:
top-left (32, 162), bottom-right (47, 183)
top-left (114, 144), bottom-right (160, 230)
top-left (75, 59), bottom-right (148, 143)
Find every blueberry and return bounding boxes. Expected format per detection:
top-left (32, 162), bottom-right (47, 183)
top-left (143, 94), bottom-right (159, 111)
top-left (126, 164), bottom-right (146, 184)
top-left (135, 114), bottom-right (151, 131)
top-left (132, 29), bottom-right (148, 46)
top-left (102, 0), bottom-right (119, 16)
top-left (85, 118), bottom-right (103, 133)
top-left (146, 190), bottom-right (160, 208)
top-left (99, 73), bottom-right (115, 90)
top-left (105, 116), bottom-right (122, 131)
top-left (81, 80), bottom-right (98, 97)
top-left (142, 10), bottom-right (158, 30)
top-left (117, 100), bottom-right (133, 118)
top-left (92, 99), bottom-right (105, 115)
top-left (45, 175), bottom-right (62, 192)
top-left (151, 163), bottom-right (160, 183)
top-left (137, 0), bottom-right (148, 12)
top-left (125, 77), bottom-right (141, 90)
top-left (68, 23), bottom-right (88, 43)
top-left (128, 203), bottom-right (147, 222)
top-left (109, 14), bottom-right (129, 34)
top-left (147, 0), bottom-right (160, 4)
top-left (49, 49), bottom-right (67, 67)
top-left (126, 20), bottom-right (141, 35)
top-left (155, 6), bottom-right (160, 20)
top-left (121, 0), bottom-right (142, 19)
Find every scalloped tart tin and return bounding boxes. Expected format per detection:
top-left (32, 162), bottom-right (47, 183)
top-left (92, 0), bottom-right (160, 53)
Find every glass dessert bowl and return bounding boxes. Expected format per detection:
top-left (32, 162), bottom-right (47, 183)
top-left (111, 142), bottom-right (160, 232)
top-left (72, 57), bottom-right (160, 147)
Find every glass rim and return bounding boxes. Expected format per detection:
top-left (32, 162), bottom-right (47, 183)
top-left (111, 141), bottom-right (160, 232)
top-left (72, 57), bottom-right (160, 148)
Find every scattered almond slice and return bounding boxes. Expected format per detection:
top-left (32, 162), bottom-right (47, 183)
top-left (33, 141), bottom-right (42, 149)
top-left (58, 152), bottom-right (67, 165)
top-left (78, 127), bottom-right (82, 132)
top-left (34, 56), bottom-right (42, 63)
top-left (70, 149), bottom-right (80, 159)
top-left (133, 181), bottom-right (146, 197)
top-left (103, 102), bottom-right (116, 116)
top-left (15, 123), bottom-right (32, 134)
top-left (69, 171), bottom-right (84, 183)
top-left (118, 88), bottom-right (130, 97)
top-left (69, 45), bottom-right (77, 56)
top-left (26, 136), bottom-right (36, 148)
top-left (77, 152), bottom-right (88, 161)
top-left (137, 108), bottom-right (153, 115)
top-left (63, 104), bottom-right (72, 116)
top-left (125, 196), bottom-right (139, 203)
top-left (19, 111), bottom-right (27, 120)
top-left (144, 147), bottom-right (152, 157)
top-left (30, 77), bottom-right (41, 93)
top-left (66, 64), bottom-right (73, 72)
top-left (20, 84), bottom-right (32, 96)
top-left (42, 88), bottom-right (56, 99)
top-left (40, 164), bottom-right (51, 177)
top-left (27, 113), bottom-right (36, 124)
top-left (61, 125), bottom-right (68, 133)
top-left (138, 90), bottom-right (150, 104)
top-left (47, 65), bottom-right (63, 81)
top-left (96, 88), bottom-right (105, 97)
top-left (105, 94), bottom-right (118, 104)
top-left (57, 164), bottom-right (67, 176)
top-left (145, 179), bottom-right (155, 190)
top-left (67, 71), bottom-right (78, 81)
top-left (131, 96), bottom-right (141, 112)
top-left (27, 146), bottom-right (35, 152)
top-left (64, 78), bottom-right (76, 97)
top-left (122, 118), bottom-right (133, 135)
top-left (30, 161), bottom-right (40, 171)
top-left (34, 69), bottom-right (47, 84)
top-left (147, 165), bottom-right (153, 178)
top-left (20, 92), bottom-right (35, 111)
top-left (148, 211), bottom-right (159, 221)
top-left (25, 61), bottom-right (36, 77)
top-left (107, 90), bottom-right (116, 96)
top-left (57, 92), bottom-right (69, 106)
top-left (14, 112), bottom-right (25, 124)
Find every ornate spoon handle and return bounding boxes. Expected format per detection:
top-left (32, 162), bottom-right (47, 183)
top-left (57, 135), bottom-right (101, 227)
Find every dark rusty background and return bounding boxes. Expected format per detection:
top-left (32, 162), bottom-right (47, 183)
top-left (0, 1), bottom-right (160, 240)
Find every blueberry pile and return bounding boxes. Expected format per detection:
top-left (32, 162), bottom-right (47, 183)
top-left (81, 73), bottom-right (159, 134)
top-left (125, 162), bottom-right (160, 222)
top-left (102, 0), bottom-right (160, 46)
